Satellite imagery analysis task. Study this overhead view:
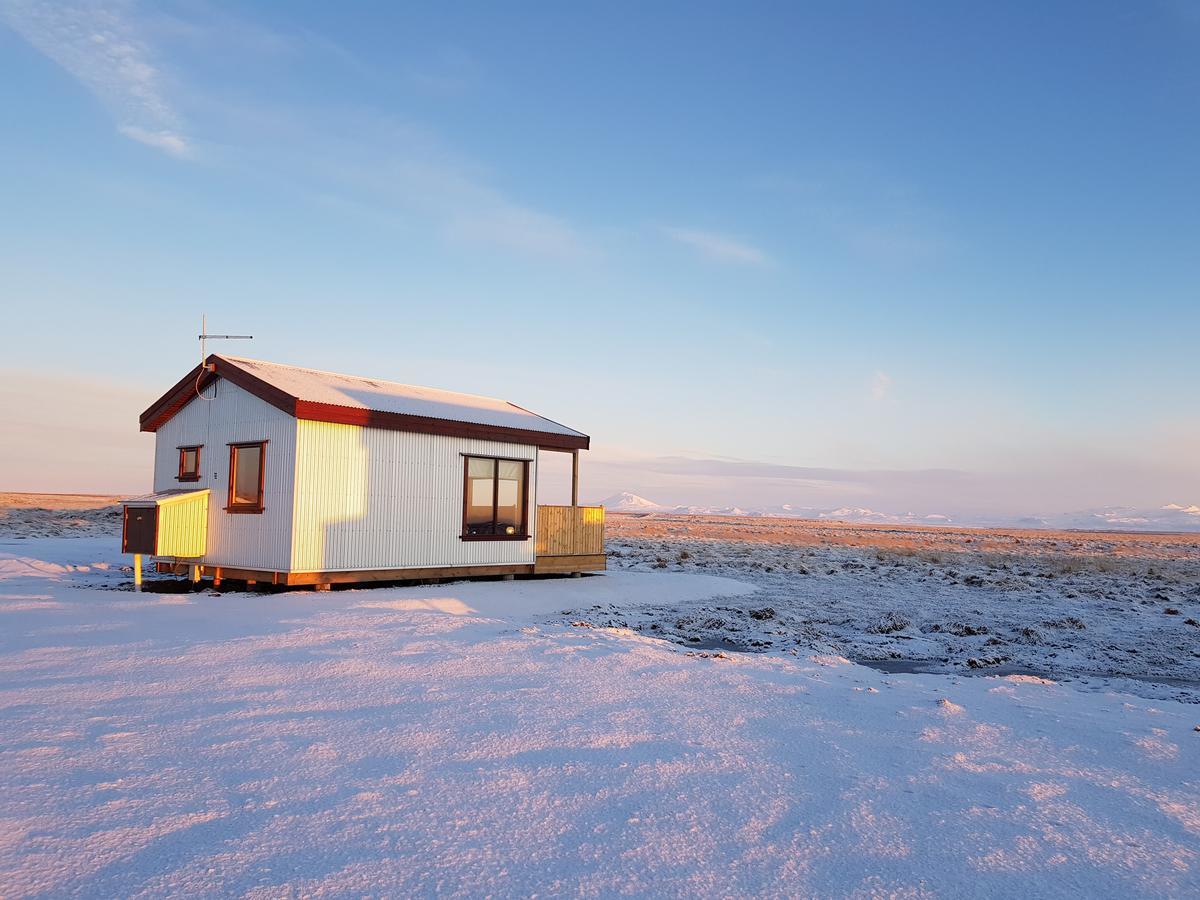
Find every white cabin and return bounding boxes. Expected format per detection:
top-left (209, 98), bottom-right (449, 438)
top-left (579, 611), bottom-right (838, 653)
top-left (122, 355), bottom-right (604, 587)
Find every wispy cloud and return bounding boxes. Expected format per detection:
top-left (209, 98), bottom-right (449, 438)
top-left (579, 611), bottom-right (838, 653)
top-left (661, 227), bottom-right (770, 266)
top-left (595, 453), bottom-right (967, 487)
top-left (578, 450), bottom-right (983, 515)
top-left (0, 0), bottom-right (191, 157)
top-left (1, 3), bottom-right (592, 258)
top-left (753, 166), bottom-right (951, 266)
top-left (841, 224), bottom-right (945, 266)
top-left (311, 142), bottom-right (593, 261)
top-left (117, 124), bottom-right (190, 158)
top-left (870, 371), bottom-right (893, 401)
top-left (444, 205), bottom-right (588, 260)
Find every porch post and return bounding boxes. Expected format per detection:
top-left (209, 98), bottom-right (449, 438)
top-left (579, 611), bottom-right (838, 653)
top-left (571, 449), bottom-right (579, 507)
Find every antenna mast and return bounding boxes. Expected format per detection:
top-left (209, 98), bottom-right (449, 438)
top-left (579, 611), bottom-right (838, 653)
top-left (199, 313), bottom-right (253, 369)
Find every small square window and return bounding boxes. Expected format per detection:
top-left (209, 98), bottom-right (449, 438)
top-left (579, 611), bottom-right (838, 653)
top-left (177, 446), bottom-right (202, 482)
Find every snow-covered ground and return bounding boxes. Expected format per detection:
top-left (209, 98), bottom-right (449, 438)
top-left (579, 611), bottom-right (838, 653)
top-left (0, 493), bottom-right (122, 539)
top-left (603, 515), bottom-right (1200, 704)
top-left (2, 535), bottom-right (1199, 897)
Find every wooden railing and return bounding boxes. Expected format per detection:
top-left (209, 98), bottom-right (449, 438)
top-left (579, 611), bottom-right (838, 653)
top-left (535, 505), bottom-right (605, 557)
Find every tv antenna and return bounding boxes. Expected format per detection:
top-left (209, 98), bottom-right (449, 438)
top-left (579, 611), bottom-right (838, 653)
top-left (199, 314), bottom-right (252, 369)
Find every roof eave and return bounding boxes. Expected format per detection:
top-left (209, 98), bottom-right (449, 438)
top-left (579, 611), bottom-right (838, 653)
top-left (292, 399), bottom-right (588, 450)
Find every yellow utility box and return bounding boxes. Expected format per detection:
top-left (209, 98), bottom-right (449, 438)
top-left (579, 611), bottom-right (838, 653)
top-left (122, 489), bottom-right (210, 558)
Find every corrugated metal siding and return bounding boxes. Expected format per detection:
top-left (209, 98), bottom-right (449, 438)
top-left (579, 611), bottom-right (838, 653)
top-left (152, 379), bottom-right (297, 570)
top-left (155, 492), bottom-right (209, 558)
top-left (291, 420), bottom-right (538, 572)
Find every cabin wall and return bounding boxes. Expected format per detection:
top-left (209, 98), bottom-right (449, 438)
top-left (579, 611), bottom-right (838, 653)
top-left (290, 420), bottom-right (538, 573)
top-left (154, 492), bottom-right (210, 558)
top-left (152, 378), bottom-right (297, 570)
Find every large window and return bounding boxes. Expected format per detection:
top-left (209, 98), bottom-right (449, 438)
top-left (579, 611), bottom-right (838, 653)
top-left (227, 441), bottom-right (266, 513)
top-left (462, 456), bottom-right (528, 539)
top-left (177, 445), bottom-right (202, 482)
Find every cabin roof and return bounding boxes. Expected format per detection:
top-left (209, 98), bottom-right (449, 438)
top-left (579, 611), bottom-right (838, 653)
top-left (140, 355), bottom-right (590, 451)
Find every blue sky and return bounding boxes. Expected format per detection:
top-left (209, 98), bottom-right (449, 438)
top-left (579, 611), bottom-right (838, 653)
top-left (1, 1), bottom-right (1197, 518)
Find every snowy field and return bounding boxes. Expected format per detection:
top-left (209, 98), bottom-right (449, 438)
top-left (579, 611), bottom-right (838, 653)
top-left (603, 514), bottom-right (1200, 704)
top-left (1, 513), bottom-right (1199, 896)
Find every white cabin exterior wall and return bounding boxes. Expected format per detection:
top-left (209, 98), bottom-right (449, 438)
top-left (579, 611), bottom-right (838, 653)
top-left (151, 379), bottom-right (298, 570)
top-left (290, 419), bottom-right (538, 573)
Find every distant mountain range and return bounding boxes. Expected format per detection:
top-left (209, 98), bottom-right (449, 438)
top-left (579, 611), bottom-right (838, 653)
top-left (1020, 503), bottom-right (1200, 533)
top-left (596, 493), bottom-right (1200, 533)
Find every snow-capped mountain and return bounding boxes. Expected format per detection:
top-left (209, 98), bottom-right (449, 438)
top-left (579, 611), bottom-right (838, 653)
top-left (596, 493), bottom-right (1200, 532)
top-left (820, 507), bottom-right (909, 523)
top-left (598, 492), bottom-right (672, 512)
top-left (816, 508), bottom-right (956, 525)
top-left (596, 494), bottom-right (951, 523)
top-left (598, 493), bottom-right (752, 516)
top-left (1036, 504), bottom-right (1200, 532)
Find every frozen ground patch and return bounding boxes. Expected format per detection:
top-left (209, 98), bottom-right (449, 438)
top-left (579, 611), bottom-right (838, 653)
top-left (601, 524), bottom-right (1200, 703)
top-left (0, 537), bottom-right (1198, 897)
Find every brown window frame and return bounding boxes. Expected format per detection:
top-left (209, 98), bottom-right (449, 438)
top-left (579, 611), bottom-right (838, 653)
top-left (226, 440), bottom-right (267, 514)
top-left (460, 454), bottom-right (530, 541)
top-left (177, 445), bottom-right (202, 482)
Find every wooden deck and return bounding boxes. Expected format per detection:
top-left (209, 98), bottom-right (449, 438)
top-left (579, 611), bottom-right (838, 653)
top-left (534, 504), bottom-right (606, 574)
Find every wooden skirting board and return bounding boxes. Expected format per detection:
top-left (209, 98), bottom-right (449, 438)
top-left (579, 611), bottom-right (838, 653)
top-left (533, 554), bottom-right (607, 575)
top-left (155, 555), bottom-right (607, 586)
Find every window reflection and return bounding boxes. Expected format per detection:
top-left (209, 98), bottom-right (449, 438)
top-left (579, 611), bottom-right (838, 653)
top-left (228, 443), bottom-right (265, 511)
top-left (463, 456), bottom-right (526, 537)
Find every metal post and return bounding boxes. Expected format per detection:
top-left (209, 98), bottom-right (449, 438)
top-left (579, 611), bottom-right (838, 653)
top-left (133, 554), bottom-right (143, 590)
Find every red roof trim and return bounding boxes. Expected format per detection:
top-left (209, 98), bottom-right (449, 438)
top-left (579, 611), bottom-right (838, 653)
top-left (292, 399), bottom-right (589, 450)
top-left (140, 356), bottom-right (590, 451)
top-left (139, 362), bottom-right (220, 432)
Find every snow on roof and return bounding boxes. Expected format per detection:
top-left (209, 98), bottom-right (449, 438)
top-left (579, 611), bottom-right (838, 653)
top-left (218, 356), bottom-right (586, 440)
top-left (122, 488), bottom-right (210, 506)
